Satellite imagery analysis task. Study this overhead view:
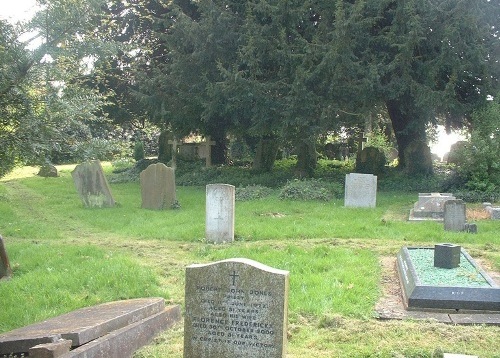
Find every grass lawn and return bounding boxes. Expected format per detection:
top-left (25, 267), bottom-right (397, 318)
top-left (0, 164), bottom-right (499, 357)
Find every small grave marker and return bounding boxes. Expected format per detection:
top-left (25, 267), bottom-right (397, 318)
top-left (71, 160), bottom-right (115, 208)
top-left (184, 258), bottom-right (289, 358)
top-left (344, 173), bottom-right (377, 208)
top-left (206, 184), bottom-right (235, 243)
top-left (434, 244), bottom-right (461, 269)
top-left (0, 235), bottom-right (13, 279)
top-left (140, 163), bottom-right (176, 210)
top-left (444, 199), bottom-right (466, 232)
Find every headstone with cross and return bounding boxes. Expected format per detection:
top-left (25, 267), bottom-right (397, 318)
top-left (356, 132), bottom-right (368, 157)
top-left (206, 184), bottom-right (235, 243)
top-left (184, 258), bottom-right (289, 358)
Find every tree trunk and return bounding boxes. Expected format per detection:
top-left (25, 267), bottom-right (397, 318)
top-left (157, 130), bottom-right (173, 164)
top-left (386, 98), bottom-right (430, 172)
top-left (295, 139), bottom-right (317, 177)
top-left (207, 126), bottom-right (228, 165)
top-left (252, 136), bottom-right (279, 172)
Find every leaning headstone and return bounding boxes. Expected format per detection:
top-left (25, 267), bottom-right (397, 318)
top-left (344, 173), bottom-right (377, 208)
top-left (444, 199), bottom-right (466, 232)
top-left (206, 184), bottom-right (235, 243)
top-left (184, 258), bottom-right (289, 358)
top-left (71, 160), bottom-right (115, 208)
top-left (140, 163), bottom-right (176, 210)
top-left (0, 235), bottom-right (13, 279)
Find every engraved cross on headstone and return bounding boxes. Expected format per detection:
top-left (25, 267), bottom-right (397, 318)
top-left (229, 270), bottom-right (239, 285)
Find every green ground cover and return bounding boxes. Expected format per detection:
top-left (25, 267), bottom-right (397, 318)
top-left (0, 164), bottom-right (499, 357)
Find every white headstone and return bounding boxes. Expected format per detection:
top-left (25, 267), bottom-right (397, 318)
top-left (206, 184), bottom-right (235, 243)
top-left (344, 173), bottom-right (377, 208)
top-left (184, 258), bottom-right (289, 358)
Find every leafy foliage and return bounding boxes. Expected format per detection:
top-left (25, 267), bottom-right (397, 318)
top-left (279, 179), bottom-right (343, 201)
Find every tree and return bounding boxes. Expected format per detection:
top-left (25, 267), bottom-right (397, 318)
top-left (369, 0), bottom-right (499, 172)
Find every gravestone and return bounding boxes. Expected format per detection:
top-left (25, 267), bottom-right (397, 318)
top-left (344, 173), bottom-right (377, 208)
top-left (355, 147), bottom-right (386, 175)
top-left (206, 184), bottom-right (235, 243)
top-left (184, 258), bottom-right (289, 358)
top-left (71, 160), bottom-right (115, 208)
top-left (444, 200), bottom-right (466, 232)
top-left (140, 163), bottom-right (176, 210)
top-left (0, 235), bottom-right (13, 279)
top-left (38, 164), bottom-right (58, 177)
top-left (491, 208), bottom-right (500, 220)
top-left (409, 193), bottom-right (456, 221)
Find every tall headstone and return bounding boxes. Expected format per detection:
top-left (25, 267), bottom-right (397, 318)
top-left (206, 184), bottom-right (235, 243)
top-left (444, 199), bottom-right (466, 232)
top-left (344, 173), bottom-right (377, 208)
top-left (71, 160), bottom-right (115, 208)
top-left (140, 163), bottom-right (176, 210)
top-left (184, 258), bottom-right (289, 358)
top-left (0, 235), bottom-right (13, 279)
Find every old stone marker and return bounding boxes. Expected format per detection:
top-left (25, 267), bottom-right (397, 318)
top-left (184, 258), bottom-right (289, 358)
top-left (140, 163), bottom-right (176, 210)
top-left (71, 160), bottom-right (115, 208)
top-left (206, 184), bottom-right (235, 243)
top-left (0, 235), bottom-right (13, 279)
top-left (0, 298), bottom-right (181, 357)
top-left (344, 173), bottom-right (377, 208)
top-left (444, 199), bottom-right (466, 232)
top-left (409, 193), bottom-right (456, 221)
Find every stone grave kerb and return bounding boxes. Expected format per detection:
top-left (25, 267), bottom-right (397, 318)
top-left (184, 258), bottom-right (289, 358)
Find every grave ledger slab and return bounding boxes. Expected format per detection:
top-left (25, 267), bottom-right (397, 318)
top-left (184, 258), bottom-right (289, 358)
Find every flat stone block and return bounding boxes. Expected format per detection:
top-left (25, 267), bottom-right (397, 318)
top-left (63, 305), bottom-right (181, 358)
top-left (29, 339), bottom-right (72, 358)
top-left (0, 298), bottom-right (166, 356)
top-left (434, 244), bottom-right (461, 269)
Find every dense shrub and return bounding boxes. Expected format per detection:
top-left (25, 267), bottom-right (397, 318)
top-left (279, 179), bottom-right (343, 201)
top-left (235, 185), bottom-right (274, 201)
top-left (133, 140), bottom-right (145, 161)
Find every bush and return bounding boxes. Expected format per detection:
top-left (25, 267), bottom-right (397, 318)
top-left (236, 185), bottom-right (274, 201)
top-left (133, 140), bottom-right (145, 161)
top-left (279, 179), bottom-right (343, 201)
top-left (73, 138), bottom-right (126, 162)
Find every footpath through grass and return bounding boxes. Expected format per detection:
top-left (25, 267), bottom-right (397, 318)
top-left (0, 164), bottom-right (499, 357)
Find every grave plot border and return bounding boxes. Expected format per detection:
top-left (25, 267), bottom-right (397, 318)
top-left (396, 246), bottom-right (500, 312)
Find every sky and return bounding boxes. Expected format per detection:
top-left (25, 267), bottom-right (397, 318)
top-left (0, 0), bottom-right (465, 159)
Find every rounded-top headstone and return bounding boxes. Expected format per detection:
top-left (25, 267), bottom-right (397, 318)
top-left (206, 184), bottom-right (235, 243)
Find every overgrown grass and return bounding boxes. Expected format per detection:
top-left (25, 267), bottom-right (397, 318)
top-left (1, 164), bottom-right (499, 357)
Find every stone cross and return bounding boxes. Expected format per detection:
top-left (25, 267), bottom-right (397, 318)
top-left (201, 136), bottom-right (216, 167)
top-left (168, 138), bottom-right (179, 170)
top-left (357, 132), bottom-right (368, 156)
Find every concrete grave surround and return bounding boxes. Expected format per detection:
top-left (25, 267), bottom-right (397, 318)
top-left (184, 258), bottom-right (289, 358)
top-left (0, 235), bottom-right (13, 279)
top-left (140, 163), bottom-right (176, 210)
top-left (409, 193), bottom-right (456, 221)
top-left (396, 247), bottom-right (500, 311)
top-left (444, 199), bottom-right (466, 232)
top-left (344, 173), bottom-right (377, 208)
top-left (0, 298), bottom-right (181, 357)
top-left (71, 160), bottom-right (115, 208)
top-left (205, 184), bottom-right (235, 243)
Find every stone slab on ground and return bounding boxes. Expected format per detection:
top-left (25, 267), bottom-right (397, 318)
top-left (0, 298), bottom-right (166, 355)
top-left (61, 305), bottom-right (181, 358)
top-left (443, 354), bottom-right (478, 358)
top-left (29, 339), bottom-right (72, 358)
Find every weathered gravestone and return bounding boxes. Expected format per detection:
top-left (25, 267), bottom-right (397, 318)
top-left (140, 163), bottom-right (176, 210)
top-left (0, 298), bottom-right (181, 358)
top-left (184, 258), bottom-right (289, 358)
top-left (409, 193), bottom-right (456, 221)
top-left (206, 184), bottom-right (235, 243)
top-left (344, 173), bottom-right (377, 208)
top-left (355, 146), bottom-right (386, 175)
top-left (0, 235), bottom-right (13, 279)
top-left (38, 163), bottom-right (58, 178)
top-left (444, 199), bottom-right (466, 232)
top-left (71, 160), bottom-right (115, 208)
